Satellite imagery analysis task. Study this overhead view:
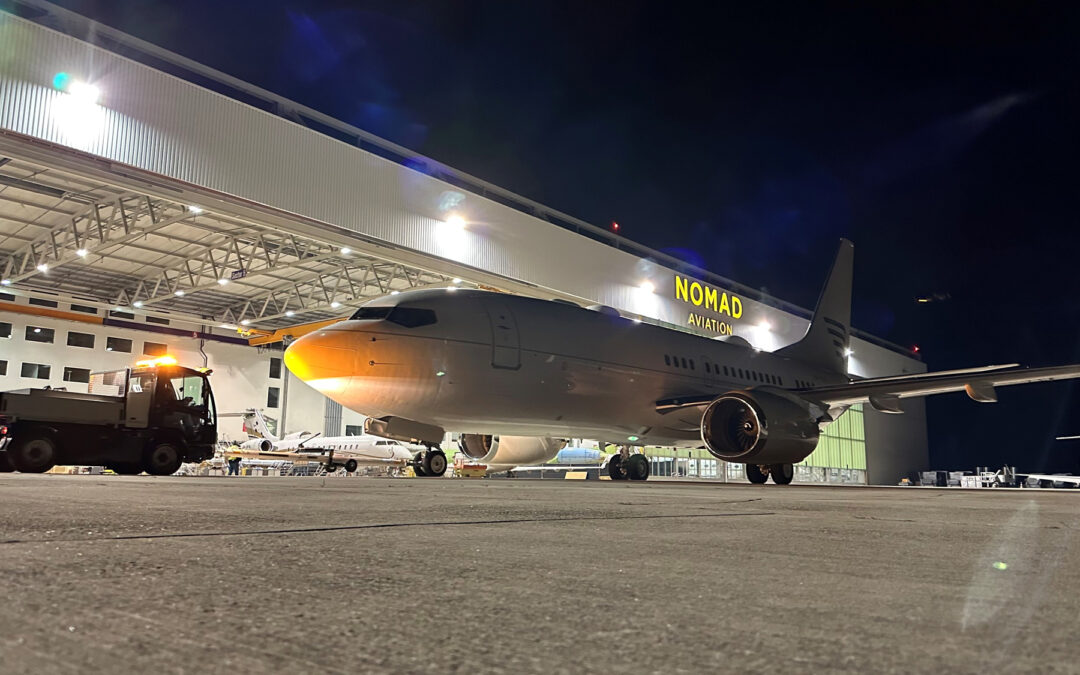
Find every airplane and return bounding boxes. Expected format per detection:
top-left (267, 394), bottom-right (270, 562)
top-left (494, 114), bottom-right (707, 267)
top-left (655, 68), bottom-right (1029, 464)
top-left (282, 239), bottom-right (1080, 484)
top-left (226, 410), bottom-right (420, 474)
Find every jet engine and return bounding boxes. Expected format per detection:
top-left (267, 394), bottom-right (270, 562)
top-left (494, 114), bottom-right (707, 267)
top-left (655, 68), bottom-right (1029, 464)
top-left (700, 390), bottom-right (820, 465)
top-left (459, 434), bottom-right (567, 468)
top-left (240, 438), bottom-right (273, 452)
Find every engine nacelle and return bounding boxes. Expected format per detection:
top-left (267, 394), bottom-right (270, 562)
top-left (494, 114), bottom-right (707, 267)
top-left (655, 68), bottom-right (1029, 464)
top-left (459, 434), bottom-right (566, 468)
top-left (700, 390), bottom-right (820, 465)
top-left (240, 438), bottom-right (274, 452)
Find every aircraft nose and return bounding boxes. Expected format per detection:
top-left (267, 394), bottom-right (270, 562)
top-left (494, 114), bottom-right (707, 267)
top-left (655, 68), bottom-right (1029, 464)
top-left (283, 330), bottom-right (358, 384)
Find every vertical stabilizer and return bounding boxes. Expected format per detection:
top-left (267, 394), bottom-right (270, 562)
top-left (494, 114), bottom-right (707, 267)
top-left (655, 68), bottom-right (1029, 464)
top-left (777, 239), bottom-right (854, 374)
top-left (242, 409), bottom-right (278, 442)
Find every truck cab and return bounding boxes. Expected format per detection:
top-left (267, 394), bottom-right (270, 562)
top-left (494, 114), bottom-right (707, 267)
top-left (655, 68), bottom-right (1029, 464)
top-left (0, 359), bottom-right (218, 475)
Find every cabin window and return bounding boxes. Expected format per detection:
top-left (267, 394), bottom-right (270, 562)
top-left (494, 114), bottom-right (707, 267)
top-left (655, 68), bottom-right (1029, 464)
top-left (680, 357), bottom-right (688, 369)
top-left (705, 363), bottom-right (711, 374)
top-left (779, 376), bottom-right (784, 386)
top-left (723, 366), bottom-right (729, 376)
top-left (689, 360), bottom-right (695, 370)
top-left (664, 355), bottom-right (671, 367)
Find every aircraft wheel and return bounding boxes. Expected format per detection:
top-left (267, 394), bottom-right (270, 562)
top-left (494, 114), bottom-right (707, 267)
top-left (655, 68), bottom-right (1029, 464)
top-left (607, 454), bottom-right (627, 480)
top-left (143, 442), bottom-right (183, 476)
top-left (745, 463), bottom-right (768, 484)
top-left (413, 451), bottom-right (428, 476)
top-left (9, 432), bottom-right (58, 473)
top-left (770, 463), bottom-right (794, 485)
top-left (423, 449), bottom-right (447, 477)
top-left (344, 459), bottom-right (358, 473)
top-left (0, 452), bottom-right (13, 472)
top-left (626, 454), bottom-right (650, 481)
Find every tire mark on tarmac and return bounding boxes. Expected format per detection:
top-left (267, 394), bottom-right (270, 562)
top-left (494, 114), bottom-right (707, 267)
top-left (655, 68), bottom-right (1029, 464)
top-left (0, 511), bottom-right (774, 545)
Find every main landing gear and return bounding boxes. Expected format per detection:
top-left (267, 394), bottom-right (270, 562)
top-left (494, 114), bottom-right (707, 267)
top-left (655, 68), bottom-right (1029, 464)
top-left (746, 463), bottom-right (794, 485)
top-left (412, 445), bottom-right (447, 477)
top-left (607, 446), bottom-right (650, 481)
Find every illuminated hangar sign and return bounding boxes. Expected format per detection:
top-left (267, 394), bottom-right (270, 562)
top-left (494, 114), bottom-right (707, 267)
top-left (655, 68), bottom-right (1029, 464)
top-left (674, 274), bottom-right (743, 335)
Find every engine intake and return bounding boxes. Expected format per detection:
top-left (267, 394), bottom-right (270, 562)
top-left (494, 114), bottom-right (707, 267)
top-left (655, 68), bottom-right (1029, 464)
top-left (459, 434), bottom-right (566, 468)
top-left (701, 390), bottom-right (819, 464)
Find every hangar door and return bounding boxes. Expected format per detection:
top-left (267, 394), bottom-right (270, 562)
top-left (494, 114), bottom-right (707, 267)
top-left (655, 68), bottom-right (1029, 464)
top-left (480, 297), bottom-right (521, 369)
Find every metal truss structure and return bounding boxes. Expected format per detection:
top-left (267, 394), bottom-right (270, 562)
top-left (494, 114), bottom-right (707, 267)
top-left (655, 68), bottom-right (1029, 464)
top-left (0, 155), bottom-right (450, 331)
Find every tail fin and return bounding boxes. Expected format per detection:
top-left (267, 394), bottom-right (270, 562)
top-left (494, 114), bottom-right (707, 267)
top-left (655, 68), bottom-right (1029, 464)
top-left (242, 409), bottom-right (279, 442)
top-left (776, 239), bottom-right (853, 374)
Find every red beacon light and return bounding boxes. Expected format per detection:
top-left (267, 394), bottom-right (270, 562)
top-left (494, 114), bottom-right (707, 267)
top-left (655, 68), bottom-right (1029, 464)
top-left (912, 345), bottom-right (921, 354)
top-left (611, 221), bottom-right (620, 232)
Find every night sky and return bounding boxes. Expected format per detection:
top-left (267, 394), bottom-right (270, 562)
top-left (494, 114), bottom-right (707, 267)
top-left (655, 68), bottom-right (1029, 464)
top-left (47, 0), bottom-right (1080, 473)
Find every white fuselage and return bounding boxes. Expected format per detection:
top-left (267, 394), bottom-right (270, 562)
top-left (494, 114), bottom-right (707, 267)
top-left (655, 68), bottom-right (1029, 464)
top-left (283, 289), bottom-right (845, 448)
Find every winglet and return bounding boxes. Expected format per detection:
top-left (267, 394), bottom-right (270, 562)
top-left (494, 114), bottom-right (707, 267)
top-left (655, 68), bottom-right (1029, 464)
top-left (776, 239), bottom-right (854, 374)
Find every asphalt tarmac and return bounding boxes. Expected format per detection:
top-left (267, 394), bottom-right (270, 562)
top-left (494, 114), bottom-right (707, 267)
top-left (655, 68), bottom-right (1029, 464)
top-left (0, 476), bottom-right (1077, 674)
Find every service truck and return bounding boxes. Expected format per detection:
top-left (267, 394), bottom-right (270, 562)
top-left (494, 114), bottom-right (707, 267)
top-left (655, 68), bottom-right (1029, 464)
top-left (0, 358), bottom-right (217, 475)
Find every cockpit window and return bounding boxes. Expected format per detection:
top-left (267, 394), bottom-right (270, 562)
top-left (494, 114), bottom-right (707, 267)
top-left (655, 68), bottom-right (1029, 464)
top-left (350, 306), bottom-right (393, 321)
top-left (388, 307), bottom-right (437, 328)
top-left (349, 305), bottom-right (437, 328)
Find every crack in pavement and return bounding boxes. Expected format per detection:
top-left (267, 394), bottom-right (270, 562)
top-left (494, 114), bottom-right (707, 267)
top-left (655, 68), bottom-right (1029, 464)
top-left (0, 510), bottom-right (775, 545)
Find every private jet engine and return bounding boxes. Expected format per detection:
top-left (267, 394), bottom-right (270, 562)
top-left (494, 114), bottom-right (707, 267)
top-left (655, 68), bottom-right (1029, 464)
top-left (700, 390), bottom-right (821, 484)
top-left (240, 438), bottom-right (273, 452)
top-left (459, 435), bottom-right (567, 469)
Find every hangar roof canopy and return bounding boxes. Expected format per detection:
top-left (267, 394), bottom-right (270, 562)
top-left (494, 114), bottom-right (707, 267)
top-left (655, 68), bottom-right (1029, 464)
top-left (0, 155), bottom-right (450, 332)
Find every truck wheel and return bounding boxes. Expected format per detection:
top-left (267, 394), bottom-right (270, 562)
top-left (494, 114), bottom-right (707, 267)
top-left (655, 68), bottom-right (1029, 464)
top-left (344, 459), bottom-right (358, 473)
top-left (108, 463), bottom-right (142, 475)
top-left (143, 442), bottom-right (183, 476)
top-left (10, 433), bottom-right (58, 473)
top-left (0, 453), bottom-right (14, 472)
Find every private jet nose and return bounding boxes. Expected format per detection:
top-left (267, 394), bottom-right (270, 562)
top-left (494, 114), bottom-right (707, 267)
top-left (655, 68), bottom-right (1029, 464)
top-left (283, 329), bottom-right (359, 389)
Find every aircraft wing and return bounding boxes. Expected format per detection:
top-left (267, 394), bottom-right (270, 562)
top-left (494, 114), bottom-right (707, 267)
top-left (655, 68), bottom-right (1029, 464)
top-left (656, 363), bottom-right (1080, 415)
top-left (806, 363), bottom-right (1080, 409)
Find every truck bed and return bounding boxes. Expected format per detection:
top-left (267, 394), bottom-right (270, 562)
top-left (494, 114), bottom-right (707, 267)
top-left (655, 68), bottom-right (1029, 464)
top-left (0, 389), bottom-right (125, 426)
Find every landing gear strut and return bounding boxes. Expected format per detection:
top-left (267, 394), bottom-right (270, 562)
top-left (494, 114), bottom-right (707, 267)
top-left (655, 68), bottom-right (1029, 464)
top-left (745, 463), bottom-right (794, 485)
top-left (412, 445), bottom-right (447, 477)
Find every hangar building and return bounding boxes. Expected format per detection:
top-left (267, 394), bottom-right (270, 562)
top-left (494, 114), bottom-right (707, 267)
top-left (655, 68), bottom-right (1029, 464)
top-left (0, 1), bottom-right (928, 484)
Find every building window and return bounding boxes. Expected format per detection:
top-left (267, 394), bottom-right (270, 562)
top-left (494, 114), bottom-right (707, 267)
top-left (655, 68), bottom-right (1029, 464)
top-left (69, 303), bottom-right (98, 314)
top-left (0, 322), bottom-right (10, 339)
top-left (63, 367), bottom-right (91, 383)
top-left (0, 360), bottom-right (6, 376)
top-left (0, 292), bottom-right (14, 302)
top-left (21, 362), bottom-right (51, 379)
top-left (345, 425), bottom-right (364, 436)
top-left (269, 357), bottom-right (282, 379)
top-left (28, 297), bottom-right (58, 308)
top-left (145, 315), bottom-right (171, 326)
top-left (143, 341), bottom-right (168, 357)
top-left (267, 387), bottom-right (280, 408)
top-left (109, 310), bottom-right (135, 320)
top-left (67, 332), bottom-right (95, 349)
top-left (106, 337), bottom-right (132, 353)
top-left (25, 326), bottom-right (55, 343)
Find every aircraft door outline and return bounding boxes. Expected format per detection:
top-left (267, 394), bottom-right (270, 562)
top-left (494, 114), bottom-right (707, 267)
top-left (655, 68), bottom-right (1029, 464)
top-left (480, 297), bottom-right (521, 370)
